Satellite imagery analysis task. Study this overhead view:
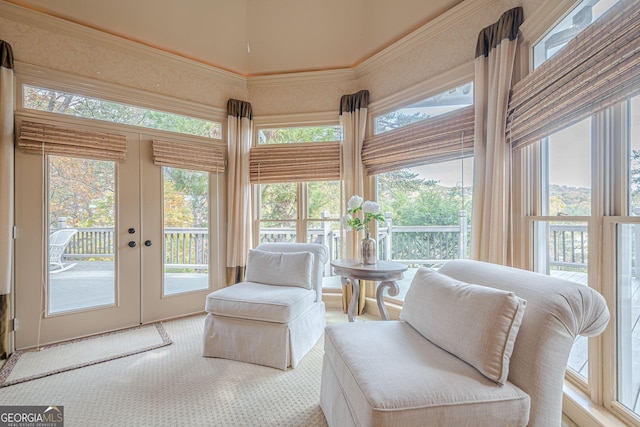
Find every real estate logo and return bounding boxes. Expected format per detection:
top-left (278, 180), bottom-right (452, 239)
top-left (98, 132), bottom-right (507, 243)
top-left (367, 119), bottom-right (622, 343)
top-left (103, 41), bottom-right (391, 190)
top-left (0, 405), bottom-right (63, 427)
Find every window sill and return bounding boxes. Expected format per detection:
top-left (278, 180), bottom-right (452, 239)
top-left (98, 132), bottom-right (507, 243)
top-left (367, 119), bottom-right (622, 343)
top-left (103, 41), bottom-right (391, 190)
top-left (563, 382), bottom-right (630, 427)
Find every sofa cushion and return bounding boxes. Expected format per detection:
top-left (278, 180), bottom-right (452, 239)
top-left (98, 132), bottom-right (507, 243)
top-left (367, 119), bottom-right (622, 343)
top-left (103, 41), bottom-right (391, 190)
top-left (323, 321), bottom-right (530, 426)
top-left (245, 249), bottom-right (313, 289)
top-left (400, 267), bottom-right (526, 384)
top-left (205, 282), bottom-right (316, 323)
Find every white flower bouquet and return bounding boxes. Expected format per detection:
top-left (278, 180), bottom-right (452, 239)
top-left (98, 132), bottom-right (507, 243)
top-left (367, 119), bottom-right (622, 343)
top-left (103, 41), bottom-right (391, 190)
top-left (340, 195), bottom-right (385, 235)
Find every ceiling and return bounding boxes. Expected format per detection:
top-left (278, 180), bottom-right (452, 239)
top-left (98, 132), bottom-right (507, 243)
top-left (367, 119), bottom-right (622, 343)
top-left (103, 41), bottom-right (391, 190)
top-left (6, 0), bottom-right (465, 76)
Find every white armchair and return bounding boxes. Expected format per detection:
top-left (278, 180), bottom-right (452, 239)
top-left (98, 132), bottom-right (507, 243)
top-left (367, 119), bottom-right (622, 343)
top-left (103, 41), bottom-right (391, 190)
top-left (202, 243), bottom-right (328, 370)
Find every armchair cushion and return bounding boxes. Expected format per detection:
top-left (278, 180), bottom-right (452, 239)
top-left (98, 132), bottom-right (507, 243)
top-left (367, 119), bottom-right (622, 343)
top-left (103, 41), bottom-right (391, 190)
top-left (245, 249), bottom-right (313, 289)
top-left (400, 268), bottom-right (527, 384)
top-left (205, 281), bottom-right (317, 323)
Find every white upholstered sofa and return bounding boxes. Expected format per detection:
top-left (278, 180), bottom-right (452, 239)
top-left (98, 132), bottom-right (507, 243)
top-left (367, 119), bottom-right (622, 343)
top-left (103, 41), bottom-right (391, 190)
top-left (320, 259), bottom-right (610, 427)
top-left (203, 243), bottom-right (328, 370)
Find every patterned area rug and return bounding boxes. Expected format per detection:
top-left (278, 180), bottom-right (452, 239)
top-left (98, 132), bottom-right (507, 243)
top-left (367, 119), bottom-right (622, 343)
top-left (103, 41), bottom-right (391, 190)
top-left (0, 323), bottom-right (171, 388)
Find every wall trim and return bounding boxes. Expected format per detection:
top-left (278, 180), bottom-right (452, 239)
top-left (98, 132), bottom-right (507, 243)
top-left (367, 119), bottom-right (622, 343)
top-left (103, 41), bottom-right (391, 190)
top-left (248, 69), bottom-right (356, 89)
top-left (0, 1), bottom-right (247, 88)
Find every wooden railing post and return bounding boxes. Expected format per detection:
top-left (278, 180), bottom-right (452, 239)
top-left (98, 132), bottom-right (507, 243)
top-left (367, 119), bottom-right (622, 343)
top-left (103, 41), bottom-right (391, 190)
top-left (458, 210), bottom-right (467, 259)
top-left (385, 212), bottom-right (393, 261)
top-left (321, 211), bottom-right (332, 276)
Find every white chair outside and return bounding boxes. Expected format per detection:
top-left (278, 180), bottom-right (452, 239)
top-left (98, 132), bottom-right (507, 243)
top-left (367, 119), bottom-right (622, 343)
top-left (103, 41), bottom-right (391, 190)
top-left (49, 228), bottom-right (78, 273)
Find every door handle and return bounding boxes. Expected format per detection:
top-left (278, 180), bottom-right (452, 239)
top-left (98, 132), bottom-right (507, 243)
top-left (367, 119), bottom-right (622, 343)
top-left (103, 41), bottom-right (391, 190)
top-left (128, 241), bottom-right (136, 248)
top-left (144, 240), bottom-right (152, 247)
top-left (128, 228), bottom-right (136, 234)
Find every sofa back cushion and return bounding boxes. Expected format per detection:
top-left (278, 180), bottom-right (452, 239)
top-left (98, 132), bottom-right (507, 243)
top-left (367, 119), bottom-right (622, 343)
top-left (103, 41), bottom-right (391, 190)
top-left (400, 267), bottom-right (526, 385)
top-left (245, 249), bottom-right (313, 289)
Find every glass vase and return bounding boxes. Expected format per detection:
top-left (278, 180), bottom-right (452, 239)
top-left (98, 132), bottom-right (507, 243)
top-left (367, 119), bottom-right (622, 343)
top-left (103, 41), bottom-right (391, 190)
top-left (361, 231), bottom-right (377, 265)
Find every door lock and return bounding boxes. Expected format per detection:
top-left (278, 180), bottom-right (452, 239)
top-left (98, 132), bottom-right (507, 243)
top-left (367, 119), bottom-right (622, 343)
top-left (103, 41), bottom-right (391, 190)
top-left (128, 228), bottom-right (136, 234)
top-left (128, 241), bottom-right (136, 248)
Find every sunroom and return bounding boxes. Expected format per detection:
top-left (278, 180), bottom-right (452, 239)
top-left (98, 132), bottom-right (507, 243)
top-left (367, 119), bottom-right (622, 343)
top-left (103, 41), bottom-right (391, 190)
top-left (0, 0), bottom-right (639, 425)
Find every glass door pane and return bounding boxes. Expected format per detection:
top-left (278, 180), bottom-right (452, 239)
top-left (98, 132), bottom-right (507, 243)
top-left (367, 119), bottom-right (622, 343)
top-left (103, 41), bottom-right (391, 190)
top-left (162, 167), bottom-right (209, 296)
top-left (48, 155), bottom-right (115, 314)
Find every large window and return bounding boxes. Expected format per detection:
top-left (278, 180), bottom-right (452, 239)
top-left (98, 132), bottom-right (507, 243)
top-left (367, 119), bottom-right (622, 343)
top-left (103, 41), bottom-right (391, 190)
top-left (255, 125), bottom-right (342, 289)
top-left (374, 82), bottom-right (473, 134)
top-left (257, 126), bottom-right (342, 144)
top-left (532, 0), bottom-right (619, 69)
top-left (523, 2), bottom-right (640, 423)
top-left (527, 81), bottom-right (640, 426)
top-left (376, 158), bottom-right (473, 301)
top-left (23, 85), bottom-right (221, 138)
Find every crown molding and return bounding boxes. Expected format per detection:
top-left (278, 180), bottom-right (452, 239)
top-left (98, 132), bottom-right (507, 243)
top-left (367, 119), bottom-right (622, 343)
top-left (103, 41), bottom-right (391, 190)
top-left (247, 68), bottom-right (356, 89)
top-left (0, 0), bottom-right (247, 88)
top-left (354, 0), bottom-right (490, 78)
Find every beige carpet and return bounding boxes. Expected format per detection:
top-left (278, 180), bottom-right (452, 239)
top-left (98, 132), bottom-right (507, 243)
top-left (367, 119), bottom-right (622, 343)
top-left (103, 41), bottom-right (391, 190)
top-left (0, 314), bottom-right (347, 426)
top-left (0, 323), bottom-right (172, 388)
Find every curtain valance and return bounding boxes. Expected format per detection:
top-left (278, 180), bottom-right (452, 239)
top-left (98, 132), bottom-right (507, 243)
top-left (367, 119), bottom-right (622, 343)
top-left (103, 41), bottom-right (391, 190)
top-left (361, 106), bottom-right (474, 175)
top-left (249, 142), bottom-right (341, 183)
top-left (227, 98), bottom-right (252, 120)
top-left (506, 0), bottom-right (640, 149)
top-left (152, 139), bottom-right (225, 173)
top-left (0, 40), bottom-right (13, 70)
top-left (340, 90), bottom-right (369, 115)
top-left (17, 121), bottom-right (127, 162)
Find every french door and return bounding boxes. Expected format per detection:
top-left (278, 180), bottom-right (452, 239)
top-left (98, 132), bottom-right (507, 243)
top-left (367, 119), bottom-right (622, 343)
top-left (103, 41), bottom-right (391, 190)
top-left (14, 122), bottom-right (215, 349)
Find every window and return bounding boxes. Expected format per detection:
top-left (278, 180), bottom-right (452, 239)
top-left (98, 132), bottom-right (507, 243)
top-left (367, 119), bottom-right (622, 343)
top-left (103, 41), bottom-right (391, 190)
top-left (522, 0), bottom-right (640, 421)
top-left (614, 96), bottom-right (640, 420)
top-left (532, 0), bottom-right (619, 69)
top-left (526, 93), bottom-right (640, 425)
top-left (23, 85), bottom-right (221, 138)
top-left (254, 125), bottom-right (342, 289)
top-left (374, 82), bottom-right (473, 135)
top-left (258, 126), bottom-right (342, 144)
top-left (376, 158), bottom-right (473, 301)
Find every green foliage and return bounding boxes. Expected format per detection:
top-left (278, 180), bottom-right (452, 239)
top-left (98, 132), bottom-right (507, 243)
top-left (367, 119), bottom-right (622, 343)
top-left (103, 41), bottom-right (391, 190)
top-left (377, 169), bottom-right (471, 226)
top-left (308, 181), bottom-right (340, 218)
top-left (375, 111), bottom-right (429, 134)
top-left (164, 168), bottom-right (208, 227)
top-left (24, 86), bottom-right (220, 138)
top-left (258, 126), bottom-right (341, 144)
top-left (260, 183), bottom-right (297, 220)
top-left (48, 156), bottom-right (115, 228)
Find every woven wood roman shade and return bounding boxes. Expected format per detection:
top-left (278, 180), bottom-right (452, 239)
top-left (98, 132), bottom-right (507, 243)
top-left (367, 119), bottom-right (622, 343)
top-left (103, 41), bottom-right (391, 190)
top-left (506, 0), bottom-right (640, 149)
top-left (249, 142), bottom-right (341, 183)
top-left (152, 140), bottom-right (226, 173)
top-left (361, 105), bottom-right (474, 175)
top-left (18, 121), bottom-right (127, 161)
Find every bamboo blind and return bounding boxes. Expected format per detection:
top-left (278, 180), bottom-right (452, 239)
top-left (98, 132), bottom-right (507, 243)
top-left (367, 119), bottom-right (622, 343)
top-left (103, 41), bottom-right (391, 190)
top-left (249, 141), bottom-right (341, 183)
top-left (506, 0), bottom-right (640, 149)
top-left (152, 140), bottom-right (226, 173)
top-left (361, 105), bottom-right (474, 175)
top-left (18, 121), bottom-right (127, 162)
